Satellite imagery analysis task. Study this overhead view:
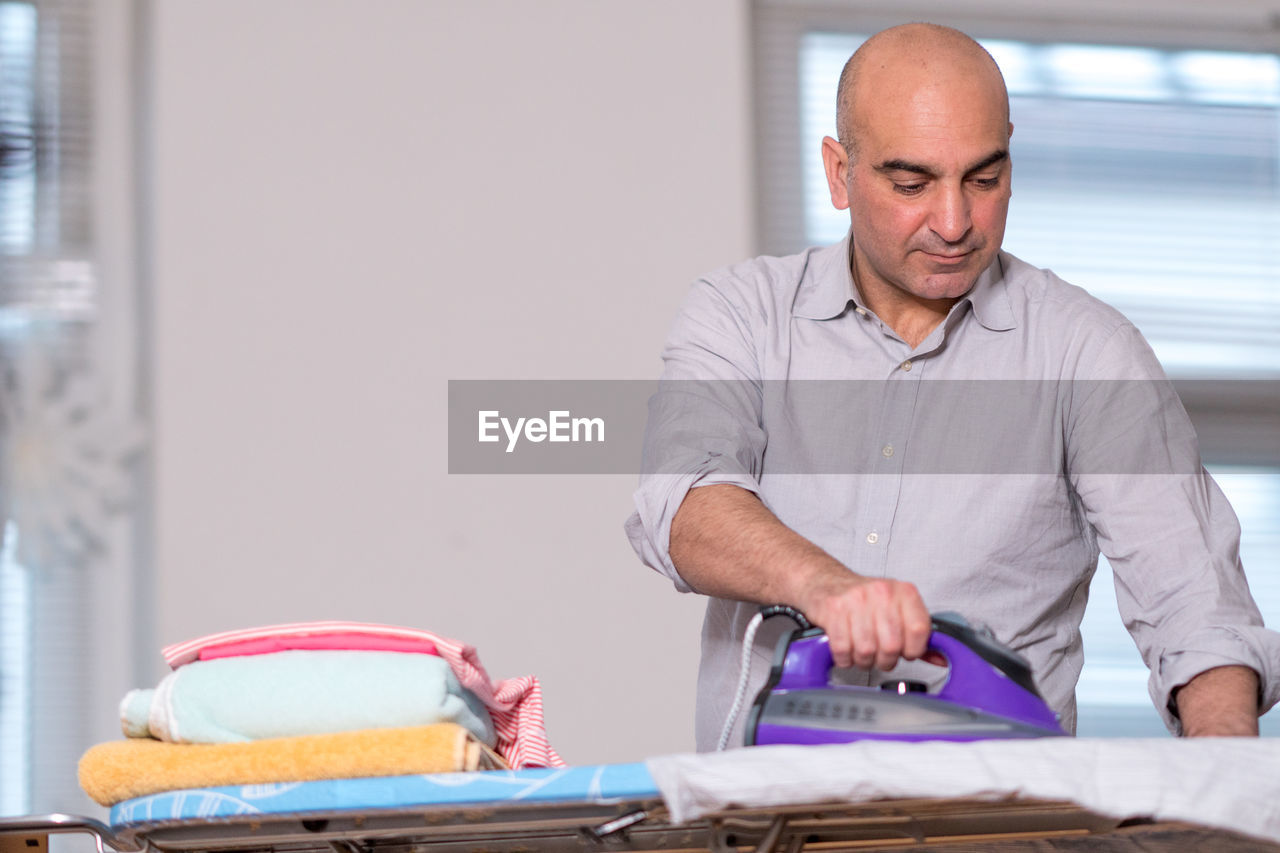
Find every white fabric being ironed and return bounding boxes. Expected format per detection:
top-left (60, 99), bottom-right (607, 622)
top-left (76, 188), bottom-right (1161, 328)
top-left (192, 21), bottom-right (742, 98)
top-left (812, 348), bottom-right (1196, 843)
top-left (646, 739), bottom-right (1280, 843)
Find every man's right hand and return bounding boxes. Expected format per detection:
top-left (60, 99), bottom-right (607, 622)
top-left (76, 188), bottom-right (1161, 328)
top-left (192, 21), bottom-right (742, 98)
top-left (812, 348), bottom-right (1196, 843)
top-left (671, 483), bottom-right (934, 672)
top-left (792, 570), bottom-right (933, 671)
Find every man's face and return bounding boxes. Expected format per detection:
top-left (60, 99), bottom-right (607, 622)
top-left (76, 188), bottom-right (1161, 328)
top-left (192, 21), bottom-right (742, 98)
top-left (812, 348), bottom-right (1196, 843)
top-left (823, 73), bottom-right (1012, 304)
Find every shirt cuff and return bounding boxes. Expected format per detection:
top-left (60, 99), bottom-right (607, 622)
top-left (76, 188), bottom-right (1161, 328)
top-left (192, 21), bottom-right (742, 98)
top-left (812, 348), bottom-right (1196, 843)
top-left (1153, 627), bottom-right (1280, 734)
top-left (625, 464), bottom-right (760, 593)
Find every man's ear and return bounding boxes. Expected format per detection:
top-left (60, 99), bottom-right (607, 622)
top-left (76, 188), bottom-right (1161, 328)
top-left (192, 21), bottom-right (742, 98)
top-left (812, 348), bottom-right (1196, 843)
top-left (821, 136), bottom-right (851, 211)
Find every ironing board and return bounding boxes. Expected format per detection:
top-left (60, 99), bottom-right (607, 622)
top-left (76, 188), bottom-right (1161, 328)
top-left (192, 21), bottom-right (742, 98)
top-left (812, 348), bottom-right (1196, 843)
top-left (0, 774), bottom-right (1220, 853)
top-left (4, 742), bottom-right (1280, 852)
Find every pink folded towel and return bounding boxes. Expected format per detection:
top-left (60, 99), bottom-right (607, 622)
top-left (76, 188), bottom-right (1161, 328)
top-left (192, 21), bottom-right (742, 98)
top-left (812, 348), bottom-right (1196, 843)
top-left (163, 621), bottom-right (442, 664)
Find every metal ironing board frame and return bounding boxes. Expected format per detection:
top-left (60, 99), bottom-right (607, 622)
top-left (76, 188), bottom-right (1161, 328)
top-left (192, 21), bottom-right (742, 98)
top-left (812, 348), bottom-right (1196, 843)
top-left (1, 797), bottom-right (1157, 853)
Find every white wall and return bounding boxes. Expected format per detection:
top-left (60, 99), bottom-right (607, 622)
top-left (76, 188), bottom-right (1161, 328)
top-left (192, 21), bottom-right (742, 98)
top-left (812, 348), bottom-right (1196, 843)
top-left (148, 0), bottom-right (753, 762)
top-left (140, 0), bottom-right (1280, 768)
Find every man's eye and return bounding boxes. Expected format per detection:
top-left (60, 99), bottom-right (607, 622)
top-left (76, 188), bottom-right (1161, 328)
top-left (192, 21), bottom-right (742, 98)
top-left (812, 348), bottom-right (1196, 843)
top-left (971, 176), bottom-right (1001, 189)
top-left (893, 183), bottom-right (926, 195)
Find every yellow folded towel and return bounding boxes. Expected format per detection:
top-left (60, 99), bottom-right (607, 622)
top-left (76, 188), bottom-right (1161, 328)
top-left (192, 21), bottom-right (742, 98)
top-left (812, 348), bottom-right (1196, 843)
top-left (78, 723), bottom-right (505, 806)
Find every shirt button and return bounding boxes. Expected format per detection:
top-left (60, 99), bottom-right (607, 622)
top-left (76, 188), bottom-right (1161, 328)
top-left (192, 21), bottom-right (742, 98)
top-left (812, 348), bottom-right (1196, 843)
top-left (901, 360), bottom-right (912, 372)
top-left (882, 445), bottom-right (894, 458)
top-left (855, 306), bottom-right (868, 317)
top-left (866, 532), bottom-right (879, 545)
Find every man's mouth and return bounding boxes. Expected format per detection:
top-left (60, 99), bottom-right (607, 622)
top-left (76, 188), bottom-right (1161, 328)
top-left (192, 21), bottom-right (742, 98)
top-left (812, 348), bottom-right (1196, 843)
top-left (922, 249), bottom-right (973, 264)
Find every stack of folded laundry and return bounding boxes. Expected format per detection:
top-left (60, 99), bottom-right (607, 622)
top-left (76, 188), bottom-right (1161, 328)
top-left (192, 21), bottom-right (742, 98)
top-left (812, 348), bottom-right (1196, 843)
top-left (79, 621), bottom-right (563, 806)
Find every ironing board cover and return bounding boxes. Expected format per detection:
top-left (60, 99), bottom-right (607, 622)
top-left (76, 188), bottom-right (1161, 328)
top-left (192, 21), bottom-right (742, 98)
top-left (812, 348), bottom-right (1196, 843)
top-left (109, 764), bottom-right (657, 826)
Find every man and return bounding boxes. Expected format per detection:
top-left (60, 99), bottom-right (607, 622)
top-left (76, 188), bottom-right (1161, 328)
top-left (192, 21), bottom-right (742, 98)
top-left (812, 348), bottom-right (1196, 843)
top-left (626, 23), bottom-right (1277, 749)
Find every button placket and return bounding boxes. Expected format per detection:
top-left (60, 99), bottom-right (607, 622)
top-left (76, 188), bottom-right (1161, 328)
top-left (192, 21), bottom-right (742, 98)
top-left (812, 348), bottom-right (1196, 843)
top-left (858, 355), bottom-right (922, 557)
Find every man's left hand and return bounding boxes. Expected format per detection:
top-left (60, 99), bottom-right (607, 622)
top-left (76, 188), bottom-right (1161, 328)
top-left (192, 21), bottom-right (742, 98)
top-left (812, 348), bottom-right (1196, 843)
top-left (1173, 665), bottom-right (1260, 737)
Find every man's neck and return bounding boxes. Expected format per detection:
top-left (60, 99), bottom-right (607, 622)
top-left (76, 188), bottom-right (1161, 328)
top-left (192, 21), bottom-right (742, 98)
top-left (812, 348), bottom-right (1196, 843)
top-left (853, 270), bottom-right (959, 350)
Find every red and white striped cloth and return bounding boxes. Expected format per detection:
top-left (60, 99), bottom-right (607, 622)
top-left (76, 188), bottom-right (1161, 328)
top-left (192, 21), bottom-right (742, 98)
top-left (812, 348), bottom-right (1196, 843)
top-left (162, 621), bottom-right (564, 769)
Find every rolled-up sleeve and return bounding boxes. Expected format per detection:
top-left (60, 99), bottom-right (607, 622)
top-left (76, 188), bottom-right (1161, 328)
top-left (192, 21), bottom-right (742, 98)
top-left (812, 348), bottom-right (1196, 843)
top-left (1068, 323), bottom-right (1280, 732)
top-left (624, 276), bottom-right (768, 592)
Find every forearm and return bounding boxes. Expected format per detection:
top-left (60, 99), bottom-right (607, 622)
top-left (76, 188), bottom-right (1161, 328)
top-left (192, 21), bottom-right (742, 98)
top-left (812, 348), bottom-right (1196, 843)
top-left (669, 483), bottom-right (852, 607)
top-left (669, 483), bottom-right (931, 670)
top-left (1173, 665), bottom-right (1260, 737)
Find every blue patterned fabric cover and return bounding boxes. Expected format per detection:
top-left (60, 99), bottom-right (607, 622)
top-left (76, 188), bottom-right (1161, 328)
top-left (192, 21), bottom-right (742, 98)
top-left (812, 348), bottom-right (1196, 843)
top-left (110, 764), bottom-right (657, 826)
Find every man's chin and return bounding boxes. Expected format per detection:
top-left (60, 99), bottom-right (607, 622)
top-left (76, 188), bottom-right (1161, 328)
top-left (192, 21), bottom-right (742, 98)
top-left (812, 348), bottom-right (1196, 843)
top-left (909, 270), bottom-right (980, 301)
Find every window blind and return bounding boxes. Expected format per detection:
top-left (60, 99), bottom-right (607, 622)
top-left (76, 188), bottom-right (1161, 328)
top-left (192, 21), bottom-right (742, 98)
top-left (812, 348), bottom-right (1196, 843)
top-left (0, 526), bottom-right (29, 814)
top-left (0, 0), bottom-right (101, 814)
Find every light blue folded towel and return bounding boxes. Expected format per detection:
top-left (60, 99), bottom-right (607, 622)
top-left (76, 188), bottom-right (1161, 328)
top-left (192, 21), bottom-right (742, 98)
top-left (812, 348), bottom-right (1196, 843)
top-left (120, 650), bottom-right (495, 746)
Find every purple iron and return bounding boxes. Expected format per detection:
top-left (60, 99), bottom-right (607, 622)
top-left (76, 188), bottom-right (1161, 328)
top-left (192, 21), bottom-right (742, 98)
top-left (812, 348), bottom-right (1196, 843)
top-left (745, 609), bottom-right (1067, 746)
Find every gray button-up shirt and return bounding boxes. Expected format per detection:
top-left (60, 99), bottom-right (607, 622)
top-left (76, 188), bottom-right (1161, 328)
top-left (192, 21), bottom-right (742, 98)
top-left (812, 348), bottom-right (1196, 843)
top-left (625, 235), bottom-right (1280, 750)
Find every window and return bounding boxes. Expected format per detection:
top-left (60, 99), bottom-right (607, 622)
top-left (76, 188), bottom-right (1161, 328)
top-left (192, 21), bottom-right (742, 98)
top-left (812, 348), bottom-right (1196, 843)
top-left (1, 0), bottom-right (146, 814)
top-left (758, 10), bottom-right (1280, 734)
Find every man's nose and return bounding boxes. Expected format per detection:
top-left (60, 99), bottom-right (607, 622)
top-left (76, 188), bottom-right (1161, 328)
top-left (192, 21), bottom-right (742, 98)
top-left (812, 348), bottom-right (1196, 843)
top-left (930, 184), bottom-right (972, 244)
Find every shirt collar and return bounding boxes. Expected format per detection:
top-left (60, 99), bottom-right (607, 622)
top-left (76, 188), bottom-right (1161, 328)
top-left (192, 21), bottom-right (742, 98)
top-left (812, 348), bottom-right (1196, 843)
top-left (960, 252), bottom-right (1016, 332)
top-left (792, 232), bottom-right (859, 320)
top-left (792, 233), bottom-right (1017, 332)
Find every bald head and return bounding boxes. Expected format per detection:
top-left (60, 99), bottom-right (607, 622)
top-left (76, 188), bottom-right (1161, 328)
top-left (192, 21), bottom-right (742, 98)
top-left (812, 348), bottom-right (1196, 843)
top-left (836, 23), bottom-right (1009, 158)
